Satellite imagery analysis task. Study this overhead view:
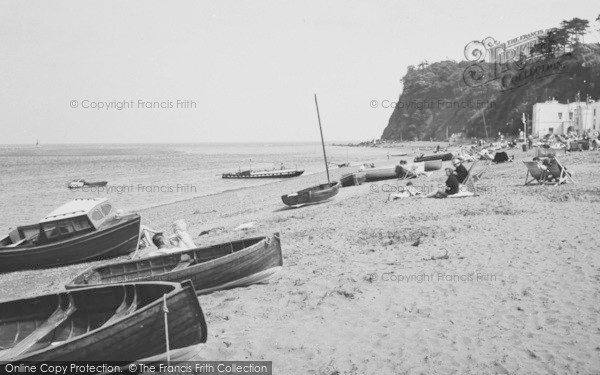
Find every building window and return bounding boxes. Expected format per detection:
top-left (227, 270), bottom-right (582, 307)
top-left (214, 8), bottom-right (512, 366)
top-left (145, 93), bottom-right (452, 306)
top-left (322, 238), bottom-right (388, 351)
top-left (569, 112), bottom-right (573, 120)
top-left (594, 109), bottom-right (596, 116)
top-left (549, 128), bottom-right (554, 134)
top-left (558, 113), bottom-right (562, 119)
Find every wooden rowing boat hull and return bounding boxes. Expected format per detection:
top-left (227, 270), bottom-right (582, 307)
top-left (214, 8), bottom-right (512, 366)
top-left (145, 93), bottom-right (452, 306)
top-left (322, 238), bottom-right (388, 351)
top-left (0, 281), bottom-right (207, 362)
top-left (0, 215), bottom-right (141, 272)
top-left (281, 181), bottom-right (340, 206)
top-left (66, 234), bottom-right (283, 295)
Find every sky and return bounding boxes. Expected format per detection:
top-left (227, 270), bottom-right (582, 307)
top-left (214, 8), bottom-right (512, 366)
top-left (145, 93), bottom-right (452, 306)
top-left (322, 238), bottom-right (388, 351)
top-left (1, 0), bottom-right (599, 144)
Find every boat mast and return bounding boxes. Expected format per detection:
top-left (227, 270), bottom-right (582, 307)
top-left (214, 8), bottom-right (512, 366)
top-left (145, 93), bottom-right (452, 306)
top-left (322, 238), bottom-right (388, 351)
top-left (314, 93), bottom-right (331, 184)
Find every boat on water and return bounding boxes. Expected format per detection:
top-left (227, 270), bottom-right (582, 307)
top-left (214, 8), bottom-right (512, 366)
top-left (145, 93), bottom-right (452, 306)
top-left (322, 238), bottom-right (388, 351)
top-left (282, 94), bottom-right (340, 207)
top-left (0, 198), bottom-right (141, 272)
top-left (222, 169), bottom-right (304, 179)
top-left (68, 178), bottom-right (108, 189)
top-left (66, 234), bottom-right (283, 295)
top-left (340, 172), bottom-right (366, 187)
top-left (0, 281), bottom-right (207, 362)
top-left (414, 152), bottom-right (453, 163)
top-left (281, 181), bottom-right (340, 206)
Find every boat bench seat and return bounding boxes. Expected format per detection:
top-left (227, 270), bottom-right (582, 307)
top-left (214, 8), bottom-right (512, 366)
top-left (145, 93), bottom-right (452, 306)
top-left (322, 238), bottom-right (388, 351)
top-left (0, 295), bottom-right (77, 360)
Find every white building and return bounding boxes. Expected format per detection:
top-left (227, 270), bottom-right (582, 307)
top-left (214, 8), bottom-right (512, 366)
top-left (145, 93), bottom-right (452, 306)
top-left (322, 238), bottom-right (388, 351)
top-left (532, 98), bottom-right (600, 136)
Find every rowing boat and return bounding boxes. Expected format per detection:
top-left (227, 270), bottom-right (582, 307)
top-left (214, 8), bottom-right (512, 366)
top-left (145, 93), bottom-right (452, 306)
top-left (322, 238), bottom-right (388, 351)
top-left (0, 281), bottom-right (207, 362)
top-left (281, 182), bottom-right (340, 206)
top-left (66, 234), bottom-right (283, 295)
top-left (0, 198), bottom-right (141, 272)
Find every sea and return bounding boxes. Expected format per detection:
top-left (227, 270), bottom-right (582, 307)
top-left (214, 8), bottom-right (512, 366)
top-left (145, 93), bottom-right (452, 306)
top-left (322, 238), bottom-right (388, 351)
top-left (0, 142), bottom-right (395, 233)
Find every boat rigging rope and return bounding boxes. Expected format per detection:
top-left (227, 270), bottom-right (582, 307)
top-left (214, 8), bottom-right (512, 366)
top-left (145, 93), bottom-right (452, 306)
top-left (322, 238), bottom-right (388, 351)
top-left (163, 294), bottom-right (171, 365)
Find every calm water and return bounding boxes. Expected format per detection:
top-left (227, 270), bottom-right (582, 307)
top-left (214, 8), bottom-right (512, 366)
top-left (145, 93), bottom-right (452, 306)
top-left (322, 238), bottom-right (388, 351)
top-left (0, 143), bottom-right (395, 233)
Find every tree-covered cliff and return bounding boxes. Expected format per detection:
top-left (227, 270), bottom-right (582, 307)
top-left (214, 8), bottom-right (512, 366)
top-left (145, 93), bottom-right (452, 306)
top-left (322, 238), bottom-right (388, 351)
top-left (381, 41), bottom-right (600, 141)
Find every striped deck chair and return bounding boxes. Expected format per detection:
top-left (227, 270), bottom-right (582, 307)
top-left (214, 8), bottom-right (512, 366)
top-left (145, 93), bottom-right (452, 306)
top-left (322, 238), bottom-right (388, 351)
top-left (523, 159), bottom-right (574, 186)
top-left (461, 160), bottom-right (488, 196)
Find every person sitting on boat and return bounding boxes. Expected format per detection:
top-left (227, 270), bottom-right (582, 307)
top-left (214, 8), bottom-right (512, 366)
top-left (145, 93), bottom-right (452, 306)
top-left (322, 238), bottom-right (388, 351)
top-left (452, 159), bottom-right (469, 184)
top-left (423, 168), bottom-right (459, 198)
top-left (147, 233), bottom-right (185, 257)
top-left (152, 233), bottom-right (170, 250)
top-left (170, 219), bottom-right (196, 249)
top-left (139, 224), bottom-right (160, 249)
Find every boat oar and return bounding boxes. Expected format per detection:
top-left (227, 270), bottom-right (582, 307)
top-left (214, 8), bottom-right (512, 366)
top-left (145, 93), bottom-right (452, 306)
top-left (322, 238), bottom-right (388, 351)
top-left (163, 294), bottom-right (171, 364)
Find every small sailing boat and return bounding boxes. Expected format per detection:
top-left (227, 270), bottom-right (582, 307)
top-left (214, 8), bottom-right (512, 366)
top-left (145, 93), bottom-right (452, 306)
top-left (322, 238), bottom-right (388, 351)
top-left (281, 94), bottom-right (340, 207)
top-left (35, 139), bottom-right (41, 148)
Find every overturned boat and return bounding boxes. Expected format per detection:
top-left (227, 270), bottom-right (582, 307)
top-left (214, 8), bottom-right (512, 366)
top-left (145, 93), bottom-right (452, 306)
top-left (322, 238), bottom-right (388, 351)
top-left (414, 153), bottom-right (453, 163)
top-left (363, 166), bottom-right (397, 182)
top-left (340, 172), bottom-right (366, 187)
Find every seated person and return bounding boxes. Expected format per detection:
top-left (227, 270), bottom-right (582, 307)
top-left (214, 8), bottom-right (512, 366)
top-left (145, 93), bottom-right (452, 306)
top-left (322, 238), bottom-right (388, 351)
top-left (388, 181), bottom-right (421, 201)
top-left (452, 159), bottom-right (469, 184)
top-left (403, 161), bottom-right (432, 178)
top-left (423, 168), bottom-right (460, 198)
top-left (139, 219), bottom-right (196, 250)
top-left (170, 219), bottom-right (197, 249)
top-left (139, 225), bottom-right (159, 249)
top-left (479, 149), bottom-right (493, 161)
top-left (146, 233), bottom-right (170, 257)
top-left (532, 157), bottom-right (550, 180)
top-left (545, 156), bottom-right (570, 181)
top-left (492, 151), bottom-right (511, 163)
top-left (147, 233), bottom-right (185, 257)
top-left (395, 161), bottom-right (417, 179)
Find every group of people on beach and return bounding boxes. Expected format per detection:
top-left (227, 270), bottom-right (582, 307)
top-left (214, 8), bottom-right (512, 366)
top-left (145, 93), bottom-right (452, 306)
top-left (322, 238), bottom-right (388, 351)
top-left (389, 158), bottom-right (474, 200)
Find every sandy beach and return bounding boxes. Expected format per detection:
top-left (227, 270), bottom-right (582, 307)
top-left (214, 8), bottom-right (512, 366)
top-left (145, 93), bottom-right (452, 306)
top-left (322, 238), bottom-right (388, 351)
top-left (1, 146), bottom-right (599, 374)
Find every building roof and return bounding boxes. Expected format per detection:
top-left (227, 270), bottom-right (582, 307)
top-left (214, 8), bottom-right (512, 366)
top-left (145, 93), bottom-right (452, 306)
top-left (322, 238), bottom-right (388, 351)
top-left (40, 198), bottom-right (108, 223)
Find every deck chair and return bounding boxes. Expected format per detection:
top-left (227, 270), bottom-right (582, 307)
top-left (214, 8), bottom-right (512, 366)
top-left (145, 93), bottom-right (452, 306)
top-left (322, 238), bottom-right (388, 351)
top-left (395, 165), bottom-right (417, 180)
top-left (460, 160), bottom-right (487, 196)
top-left (523, 161), bottom-right (547, 185)
top-left (547, 158), bottom-right (575, 185)
top-left (523, 160), bottom-right (573, 186)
